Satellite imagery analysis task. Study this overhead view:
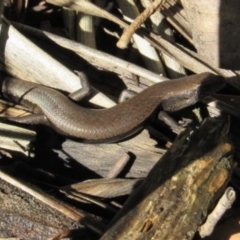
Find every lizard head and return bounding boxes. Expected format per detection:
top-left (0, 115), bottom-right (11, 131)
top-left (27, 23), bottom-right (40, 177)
top-left (161, 72), bottom-right (226, 112)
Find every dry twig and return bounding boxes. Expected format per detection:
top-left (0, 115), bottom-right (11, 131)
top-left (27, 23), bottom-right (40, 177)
top-left (117, 0), bottom-right (166, 49)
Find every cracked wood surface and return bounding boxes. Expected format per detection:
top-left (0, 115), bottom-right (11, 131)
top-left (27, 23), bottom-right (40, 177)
top-left (101, 117), bottom-right (234, 240)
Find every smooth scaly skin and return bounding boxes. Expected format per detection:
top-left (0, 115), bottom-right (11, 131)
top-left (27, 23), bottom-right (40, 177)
top-left (0, 73), bottom-right (225, 142)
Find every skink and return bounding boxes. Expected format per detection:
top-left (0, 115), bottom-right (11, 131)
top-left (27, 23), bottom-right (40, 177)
top-left (0, 72), bottom-right (225, 143)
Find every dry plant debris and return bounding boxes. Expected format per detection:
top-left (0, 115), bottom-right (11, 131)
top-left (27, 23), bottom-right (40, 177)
top-left (0, 0), bottom-right (240, 239)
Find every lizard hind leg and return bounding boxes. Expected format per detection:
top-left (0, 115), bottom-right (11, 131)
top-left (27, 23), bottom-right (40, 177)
top-left (68, 71), bottom-right (91, 101)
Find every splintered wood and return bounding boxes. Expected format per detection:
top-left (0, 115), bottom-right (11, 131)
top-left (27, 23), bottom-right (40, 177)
top-left (101, 117), bottom-right (233, 240)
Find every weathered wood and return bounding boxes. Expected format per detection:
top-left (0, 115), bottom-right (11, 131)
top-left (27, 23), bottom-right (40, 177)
top-left (60, 178), bottom-right (143, 198)
top-left (101, 117), bottom-right (233, 240)
top-left (0, 177), bottom-right (81, 238)
top-left (0, 170), bottom-right (106, 238)
top-left (12, 21), bottom-right (167, 88)
top-left (181, 0), bottom-right (240, 69)
top-left (0, 100), bottom-right (36, 155)
top-left (56, 129), bottom-right (165, 178)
